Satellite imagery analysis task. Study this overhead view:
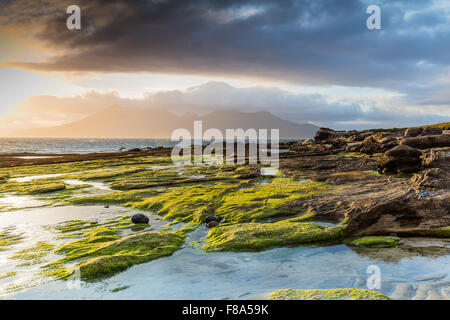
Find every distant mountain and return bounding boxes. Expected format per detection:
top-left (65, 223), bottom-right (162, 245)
top-left (14, 106), bottom-right (319, 139)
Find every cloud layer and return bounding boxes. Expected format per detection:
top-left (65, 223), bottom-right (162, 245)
top-left (2, 0), bottom-right (449, 89)
top-left (2, 81), bottom-right (448, 135)
top-left (0, 0), bottom-right (448, 134)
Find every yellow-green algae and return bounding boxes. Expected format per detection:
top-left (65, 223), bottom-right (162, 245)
top-left (203, 220), bottom-right (344, 252)
top-left (10, 242), bottom-right (55, 266)
top-left (65, 189), bottom-right (164, 206)
top-left (111, 285), bottom-right (131, 292)
top-left (129, 183), bottom-right (240, 224)
top-left (215, 178), bottom-right (332, 223)
top-left (0, 156), bottom-right (173, 178)
top-left (270, 288), bottom-right (390, 300)
top-left (110, 168), bottom-right (233, 190)
top-left (0, 228), bottom-right (24, 250)
top-left (46, 231), bottom-right (185, 281)
top-left (348, 236), bottom-right (401, 248)
top-left (0, 178), bottom-right (66, 195)
top-left (50, 215), bottom-right (148, 239)
top-left (434, 227), bottom-right (450, 237)
top-left (0, 271), bottom-right (17, 279)
top-left (64, 167), bottom-right (148, 181)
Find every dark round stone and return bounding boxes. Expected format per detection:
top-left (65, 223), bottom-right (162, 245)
top-left (131, 213), bottom-right (149, 224)
top-left (205, 216), bottom-right (221, 224)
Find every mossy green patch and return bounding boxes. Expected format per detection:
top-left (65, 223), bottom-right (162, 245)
top-left (0, 271), bottom-right (17, 279)
top-left (26, 182), bottom-right (66, 195)
top-left (130, 183), bottom-right (239, 224)
top-left (110, 168), bottom-right (230, 190)
top-left (434, 227), bottom-right (450, 237)
top-left (0, 178), bottom-right (66, 196)
top-left (111, 285), bottom-right (131, 292)
top-left (51, 215), bottom-right (144, 239)
top-left (10, 242), bottom-right (55, 266)
top-left (215, 178), bottom-right (332, 223)
top-left (0, 156), bottom-right (173, 178)
top-left (65, 167), bottom-right (148, 181)
top-left (203, 220), bottom-right (344, 252)
top-left (0, 228), bottom-right (24, 250)
top-left (48, 231), bottom-right (185, 281)
top-left (348, 236), bottom-right (401, 248)
top-left (66, 189), bottom-right (163, 206)
top-left (270, 288), bottom-right (391, 300)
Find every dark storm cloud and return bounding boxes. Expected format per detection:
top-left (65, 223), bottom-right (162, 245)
top-left (5, 0), bottom-right (449, 90)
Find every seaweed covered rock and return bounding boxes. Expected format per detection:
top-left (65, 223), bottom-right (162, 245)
top-left (348, 236), bottom-right (401, 248)
top-left (54, 231), bottom-right (184, 280)
top-left (27, 182), bottom-right (66, 194)
top-left (203, 221), bottom-right (344, 251)
top-left (270, 288), bottom-right (390, 300)
top-left (314, 128), bottom-right (345, 142)
top-left (377, 145), bottom-right (422, 174)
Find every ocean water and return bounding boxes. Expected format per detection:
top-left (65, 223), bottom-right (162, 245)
top-left (0, 138), bottom-right (178, 154)
top-left (0, 138), bottom-right (296, 154)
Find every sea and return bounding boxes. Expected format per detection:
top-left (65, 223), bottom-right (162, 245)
top-left (0, 138), bottom-right (179, 154)
top-left (0, 138), bottom-right (297, 154)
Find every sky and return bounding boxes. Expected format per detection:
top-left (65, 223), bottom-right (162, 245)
top-left (0, 0), bottom-right (449, 136)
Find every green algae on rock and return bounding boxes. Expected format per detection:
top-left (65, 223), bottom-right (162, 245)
top-left (0, 178), bottom-right (66, 196)
top-left (270, 288), bottom-right (391, 300)
top-left (27, 182), bottom-right (66, 194)
top-left (65, 167), bottom-right (148, 181)
top-left (10, 242), bottom-right (55, 266)
top-left (46, 231), bottom-right (185, 281)
top-left (348, 236), bottom-right (401, 248)
top-left (66, 189), bottom-right (163, 206)
top-left (434, 227), bottom-right (450, 237)
top-left (0, 271), bottom-right (17, 279)
top-left (0, 228), bottom-right (24, 250)
top-left (215, 178), bottom-right (332, 223)
top-left (130, 183), bottom-right (239, 224)
top-left (203, 220), bottom-right (344, 252)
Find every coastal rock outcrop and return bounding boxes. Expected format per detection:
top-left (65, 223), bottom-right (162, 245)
top-left (400, 135), bottom-right (450, 149)
top-left (422, 147), bottom-right (450, 170)
top-left (314, 128), bottom-right (345, 142)
top-left (377, 145), bottom-right (422, 174)
top-left (410, 168), bottom-right (450, 189)
top-left (405, 128), bottom-right (423, 137)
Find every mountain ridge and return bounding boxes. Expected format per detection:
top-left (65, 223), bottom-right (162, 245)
top-left (13, 106), bottom-right (319, 139)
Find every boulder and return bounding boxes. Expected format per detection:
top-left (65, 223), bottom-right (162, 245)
top-left (377, 145), bottom-right (422, 174)
top-left (131, 214), bottom-right (149, 224)
top-left (353, 136), bottom-right (397, 155)
top-left (400, 135), bottom-right (450, 149)
top-left (385, 145), bottom-right (422, 158)
top-left (314, 128), bottom-right (345, 142)
top-left (404, 128), bottom-right (423, 137)
top-left (421, 127), bottom-right (443, 136)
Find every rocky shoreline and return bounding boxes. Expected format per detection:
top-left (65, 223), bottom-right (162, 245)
top-left (0, 123), bottom-right (449, 299)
